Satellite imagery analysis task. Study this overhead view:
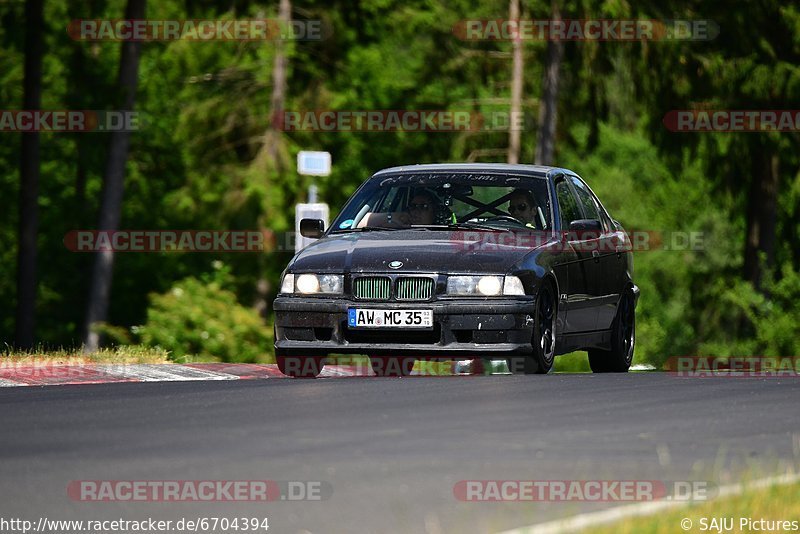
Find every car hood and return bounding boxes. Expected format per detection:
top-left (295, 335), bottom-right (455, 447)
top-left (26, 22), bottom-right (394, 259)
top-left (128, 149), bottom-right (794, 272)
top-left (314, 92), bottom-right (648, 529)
top-left (289, 229), bottom-right (544, 274)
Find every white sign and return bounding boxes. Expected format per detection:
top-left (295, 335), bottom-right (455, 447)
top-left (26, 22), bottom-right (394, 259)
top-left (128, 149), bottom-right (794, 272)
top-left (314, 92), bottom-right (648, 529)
top-left (297, 151), bottom-right (331, 176)
top-left (295, 202), bottom-right (329, 253)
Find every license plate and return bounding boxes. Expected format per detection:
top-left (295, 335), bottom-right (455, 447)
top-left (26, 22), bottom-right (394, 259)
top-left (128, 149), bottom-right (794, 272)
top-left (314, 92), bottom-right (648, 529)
top-left (348, 308), bottom-right (433, 329)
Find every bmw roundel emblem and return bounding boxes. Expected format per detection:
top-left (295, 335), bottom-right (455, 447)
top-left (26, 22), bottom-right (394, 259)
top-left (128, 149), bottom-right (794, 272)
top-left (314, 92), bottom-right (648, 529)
top-left (388, 260), bottom-right (403, 269)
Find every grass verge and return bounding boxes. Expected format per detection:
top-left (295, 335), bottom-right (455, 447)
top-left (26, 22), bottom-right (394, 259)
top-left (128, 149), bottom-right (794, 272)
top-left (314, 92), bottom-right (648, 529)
top-left (1, 345), bottom-right (171, 365)
top-left (588, 480), bottom-right (800, 534)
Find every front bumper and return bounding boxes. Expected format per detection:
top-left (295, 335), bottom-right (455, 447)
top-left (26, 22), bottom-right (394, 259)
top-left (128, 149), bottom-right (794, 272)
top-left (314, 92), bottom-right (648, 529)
top-left (274, 296), bottom-right (536, 358)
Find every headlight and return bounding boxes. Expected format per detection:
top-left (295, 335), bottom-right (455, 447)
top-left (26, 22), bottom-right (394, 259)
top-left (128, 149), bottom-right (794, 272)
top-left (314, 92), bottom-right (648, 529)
top-left (284, 273), bottom-right (344, 295)
top-left (317, 274), bottom-right (344, 294)
top-left (503, 276), bottom-right (525, 295)
top-left (447, 275), bottom-right (524, 296)
top-left (280, 273), bottom-right (294, 294)
top-left (477, 276), bottom-right (502, 296)
top-left (296, 274), bottom-right (320, 293)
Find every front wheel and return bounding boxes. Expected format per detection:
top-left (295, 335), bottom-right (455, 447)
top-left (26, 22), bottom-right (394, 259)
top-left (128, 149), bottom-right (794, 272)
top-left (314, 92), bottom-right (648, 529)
top-left (277, 355), bottom-right (325, 378)
top-left (507, 282), bottom-right (556, 375)
top-left (370, 356), bottom-right (415, 377)
top-left (588, 287), bottom-right (635, 373)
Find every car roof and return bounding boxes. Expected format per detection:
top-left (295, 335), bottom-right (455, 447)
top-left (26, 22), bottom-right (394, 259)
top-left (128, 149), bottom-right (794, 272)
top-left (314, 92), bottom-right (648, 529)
top-left (372, 163), bottom-right (573, 179)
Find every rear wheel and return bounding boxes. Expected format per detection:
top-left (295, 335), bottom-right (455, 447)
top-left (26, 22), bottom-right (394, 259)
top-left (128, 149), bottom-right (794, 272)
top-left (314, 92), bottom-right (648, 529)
top-left (507, 281), bottom-right (556, 375)
top-left (277, 355), bottom-right (325, 378)
top-left (370, 356), bottom-right (416, 377)
top-left (588, 287), bottom-right (635, 373)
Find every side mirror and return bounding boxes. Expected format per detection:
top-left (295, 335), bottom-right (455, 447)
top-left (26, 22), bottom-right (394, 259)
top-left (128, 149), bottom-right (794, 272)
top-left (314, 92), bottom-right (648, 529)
top-left (299, 218), bottom-right (325, 238)
top-left (567, 219), bottom-right (602, 241)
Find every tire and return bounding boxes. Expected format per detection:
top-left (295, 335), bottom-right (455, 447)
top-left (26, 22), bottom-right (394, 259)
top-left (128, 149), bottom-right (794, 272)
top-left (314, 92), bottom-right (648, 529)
top-left (277, 355), bottom-right (325, 378)
top-left (370, 356), bottom-right (416, 377)
top-left (507, 281), bottom-right (556, 375)
top-left (588, 287), bottom-right (635, 373)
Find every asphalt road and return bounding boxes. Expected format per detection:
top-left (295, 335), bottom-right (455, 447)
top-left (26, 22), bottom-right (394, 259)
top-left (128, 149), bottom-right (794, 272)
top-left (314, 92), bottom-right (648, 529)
top-left (1, 374), bottom-right (798, 534)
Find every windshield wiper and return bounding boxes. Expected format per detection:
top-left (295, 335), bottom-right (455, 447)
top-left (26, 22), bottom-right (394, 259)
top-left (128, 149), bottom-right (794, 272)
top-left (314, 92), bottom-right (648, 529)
top-left (331, 226), bottom-right (398, 233)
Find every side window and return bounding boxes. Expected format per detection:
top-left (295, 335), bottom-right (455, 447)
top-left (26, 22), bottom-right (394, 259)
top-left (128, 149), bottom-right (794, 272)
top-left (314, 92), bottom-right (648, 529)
top-left (569, 177), bottom-right (601, 221)
top-left (555, 179), bottom-right (581, 230)
top-left (570, 176), bottom-right (614, 232)
top-left (598, 206), bottom-right (614, 233)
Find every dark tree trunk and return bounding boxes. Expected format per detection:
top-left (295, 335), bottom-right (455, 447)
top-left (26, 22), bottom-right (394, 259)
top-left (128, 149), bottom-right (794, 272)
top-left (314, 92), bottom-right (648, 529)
top-left (254, 0), bottom-right (291, 320)
top-left (84, 0), bottom-right (146, 351)
top-left (265, 0), bottom-right (290, 166)
top-left (743, 144), bottom-right (779, 290)
top-left (586, 78), bottom-right (599, 152)
top-left (69, 30), bottom-right (88, 211)
top-left (507, 0), bottom-right (523, 164)
top-left (15, 0), bottom-right (44, 349)
top-left (534, 1), bottom-right (563, 166)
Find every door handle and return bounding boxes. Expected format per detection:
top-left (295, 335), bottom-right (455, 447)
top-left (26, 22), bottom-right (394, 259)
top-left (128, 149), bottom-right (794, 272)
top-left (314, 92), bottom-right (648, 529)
top-left (592, 250), bottom-right (600, 262)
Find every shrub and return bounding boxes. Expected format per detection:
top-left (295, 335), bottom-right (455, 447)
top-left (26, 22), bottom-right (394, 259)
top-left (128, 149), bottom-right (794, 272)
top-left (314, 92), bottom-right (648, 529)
top-left (135, 262), bottom-right (273, 363)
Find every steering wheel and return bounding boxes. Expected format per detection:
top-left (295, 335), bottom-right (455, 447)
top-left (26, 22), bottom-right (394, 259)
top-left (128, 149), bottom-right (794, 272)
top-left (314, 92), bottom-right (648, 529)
top-left (486, 214), bottom-right (525, 225)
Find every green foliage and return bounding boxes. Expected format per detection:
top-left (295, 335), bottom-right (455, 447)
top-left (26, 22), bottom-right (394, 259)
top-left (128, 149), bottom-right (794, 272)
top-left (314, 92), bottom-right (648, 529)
top-left (554, 352), bottom-right (592, 373)
top-left (135, 262), bottom-right (273, 363)
top-left (699, 264), bottom-right (800, 358)
top-left (562, 124), bottom-right (800, 368)
top-left (0, 0), bottom-right (798, 368)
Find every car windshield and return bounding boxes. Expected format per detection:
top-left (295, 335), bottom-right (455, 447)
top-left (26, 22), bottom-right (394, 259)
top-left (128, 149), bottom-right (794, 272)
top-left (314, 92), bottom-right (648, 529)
top-left (330, 173), bottom-right (552, 232)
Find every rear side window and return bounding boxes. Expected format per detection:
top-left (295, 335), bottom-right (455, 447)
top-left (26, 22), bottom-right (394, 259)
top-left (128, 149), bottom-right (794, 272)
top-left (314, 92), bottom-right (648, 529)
top-left (555, 179), bottom-right (581, 230)
top-left (570, 176), bottom-right (613, 232)
top-left (569, 177), bottom-right (601, 222)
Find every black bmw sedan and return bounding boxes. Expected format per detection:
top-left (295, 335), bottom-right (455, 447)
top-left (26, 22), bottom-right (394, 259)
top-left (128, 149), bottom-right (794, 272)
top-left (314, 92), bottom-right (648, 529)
top-left (273, 164), bottom-right (639, 377)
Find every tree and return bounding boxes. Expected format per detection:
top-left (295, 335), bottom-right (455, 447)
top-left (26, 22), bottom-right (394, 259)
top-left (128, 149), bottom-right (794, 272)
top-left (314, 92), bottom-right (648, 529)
top-left (534, 0), bottom-right (563, 165)
top-left (84, 0), bottom-right (146, 351)
top-left (743, 143), bottom-right (779, 289)
top-left (253, 0), bottom-right (292, 319)
top-left (507, 0), bottom-right (523, 164)
top-left (15, 0), bottom-right (44, 349)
